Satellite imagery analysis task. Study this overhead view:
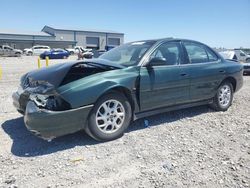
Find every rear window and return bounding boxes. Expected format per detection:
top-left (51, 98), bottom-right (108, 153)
top-left (184, 42), bottom-right (218, 64)
top-left (206, 47), bottom-right (218, 62)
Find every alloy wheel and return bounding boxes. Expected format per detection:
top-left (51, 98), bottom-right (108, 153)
top-left (218, 84), bottom-right (231, 107)
top-left (96, 99), bottom-right (125, 134)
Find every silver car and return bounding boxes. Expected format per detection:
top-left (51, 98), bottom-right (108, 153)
top-left (0, 45), bottom-right (22, 57)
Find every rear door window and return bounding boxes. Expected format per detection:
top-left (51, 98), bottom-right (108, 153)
top-left (183, 42), bottom-right (219, 64)
top-left (183, 42), bottom-right (208, 64)
top-left (206, 47), bottom-right (218, 62)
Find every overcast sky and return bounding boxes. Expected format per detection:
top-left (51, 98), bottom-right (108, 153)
top-left (1, 0), bottom-right (250, 48)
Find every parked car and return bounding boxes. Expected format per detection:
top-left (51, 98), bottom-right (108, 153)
top-left (243, 63), bottom-right (250, 75)
top-left (24, 45), bottom-right (50, 56)
top-left (234, 49), bottom-right (250, 63)
top-left (92, 49), bottom-right (107, 58)
top-left (12, 38), bottom-right (243, 141)
top-left (77, 48), bottom-right (94, 59)
top-left (219, 50), bottom-right (238, 61)
top-left (219, 50), bottom-right (250, 74)
top-left (0, 45), bottom-right (22, 57)
top-left (40, 49), bottom-right (70, 59)
top-left (66, 46), bottom-right (92, 55)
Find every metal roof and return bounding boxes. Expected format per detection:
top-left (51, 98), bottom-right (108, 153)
top-left (0, 29), bottom-right (52, 36)
top-left (0, 38), bottom-right (76, 43)
top-left (43, 25), bottom-right (124, 35)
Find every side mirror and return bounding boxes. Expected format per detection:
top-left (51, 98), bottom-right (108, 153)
top-left (147, 57), bottom-right (167, 66)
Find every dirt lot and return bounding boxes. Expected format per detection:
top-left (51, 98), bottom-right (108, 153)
top-left (0, 56), bottom-right (249, 188)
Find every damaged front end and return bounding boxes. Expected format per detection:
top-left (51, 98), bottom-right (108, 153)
top-left (13, 76), bottom-right (71, 114)
top-left (29, 94), bottom-right (71, 111)
top-left (13, 76), bottom-right (93, 140)
top-left (12, 60), bottom-right (121, 140)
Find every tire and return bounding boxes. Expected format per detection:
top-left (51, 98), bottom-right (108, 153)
top-left (246, 58), bottom-right (250, 63)
top-left (86, 92), bottom-right (132, 141)
top-left (70, 51), bottom-right (74, 55)
top-left (28, 52), bottom-right (33, 56)
top-left (15, 52), bottom-right (21, 57)
top-left (209, 82), bottom-right (233, 111)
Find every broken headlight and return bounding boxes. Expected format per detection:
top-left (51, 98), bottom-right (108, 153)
top-left (30, 94), bottom-right (71, 111)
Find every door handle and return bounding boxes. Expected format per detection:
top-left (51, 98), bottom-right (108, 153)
top-left (180, 73), bottom-right (188, 76)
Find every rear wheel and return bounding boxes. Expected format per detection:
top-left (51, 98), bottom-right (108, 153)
top-left (15, 52), bottom-right (21, 57)
top-left (246, 58), bottom-right (250, 63)
top-left (210, 82), bottom-right (233, 111)
top-left (28, 51), bottom-right (33, 56)
top-left (86, 92), bottom-right (132, 141)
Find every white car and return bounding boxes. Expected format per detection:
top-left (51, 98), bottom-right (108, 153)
top-left (219, 50), bottom-right (250, 63)
top-left (0, 45), bottom-right (22, 57)
top-left (66, 46), bottom-right (92, 55)
top-left (24, 45), bottom-right (51, 56)
top-left (234, 49), bottom-right (250, 63)
top-left (219, 50), bottom-right (238, 60)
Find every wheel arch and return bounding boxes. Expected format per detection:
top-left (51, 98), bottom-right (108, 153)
top-left (100, 85), bottom-right (136, 114)
top-left (221, 76), bottom-right (237, 92)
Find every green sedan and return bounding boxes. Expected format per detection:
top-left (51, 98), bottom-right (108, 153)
top-left (12, 38), bottom-right (243, 141)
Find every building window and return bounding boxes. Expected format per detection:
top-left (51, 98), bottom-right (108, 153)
top-left (86, 37), bottom-right (99, 49)
top-left (108, 38), bottom-right (120, 46)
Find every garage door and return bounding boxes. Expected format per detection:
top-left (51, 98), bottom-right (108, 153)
top-left (86, 37), bottom-right (99, 49)
top-left (108, 38), bottom-right (120, 46)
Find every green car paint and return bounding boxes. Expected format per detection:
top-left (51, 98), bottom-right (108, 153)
top-left (12, 38), bottom-right (244, 140)
top-left (57, 66), bottom-right (140, 110)
top-left (24, 101), bottom-right (93, 139)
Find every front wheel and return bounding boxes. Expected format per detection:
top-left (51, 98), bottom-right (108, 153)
top-left (210, 82), bottom-right (233, 111)
top-left (86, 92), bottom-right (132, 141)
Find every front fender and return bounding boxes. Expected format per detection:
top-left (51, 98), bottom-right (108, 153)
top-left (57, 67), bottom-right (140, 109)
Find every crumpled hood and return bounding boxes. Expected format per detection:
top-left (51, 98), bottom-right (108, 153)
top-left (24, 62), bottom-right (76, 88)
top-left (21, 59), bottom-right (124, 92)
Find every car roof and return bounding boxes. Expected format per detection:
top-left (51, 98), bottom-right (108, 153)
top-left (130, 38), bottom-right (207, 45)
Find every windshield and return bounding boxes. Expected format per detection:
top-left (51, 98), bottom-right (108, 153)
top-left (99, 41), bottom-right (155, 66)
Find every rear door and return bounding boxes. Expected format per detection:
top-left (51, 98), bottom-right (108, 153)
top-left (139, 41), bottom-right (190, 111)
top-left (182, 41), bottom-right (225, 102)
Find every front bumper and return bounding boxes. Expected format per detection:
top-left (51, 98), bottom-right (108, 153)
top-left (13, 89), bottom-right (93, 140)
top-left (24, 101), bottom-right (93, 140)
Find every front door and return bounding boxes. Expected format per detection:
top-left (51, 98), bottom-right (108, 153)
top-left (139, 41), bottom-right (190, 111)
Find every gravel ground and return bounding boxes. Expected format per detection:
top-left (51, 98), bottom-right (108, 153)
top-left (0, 56), bottom-right (249, 188)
